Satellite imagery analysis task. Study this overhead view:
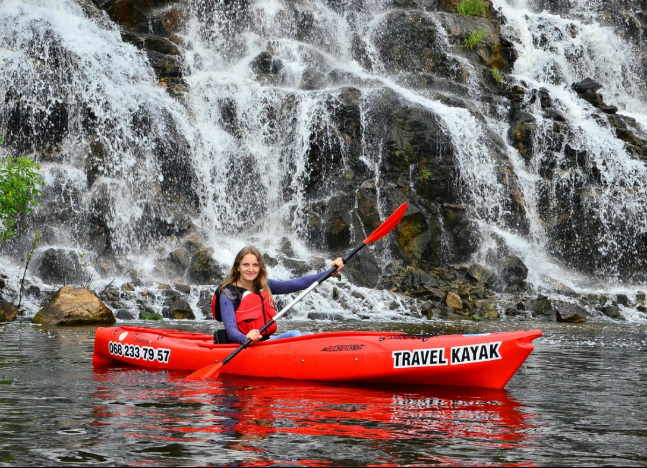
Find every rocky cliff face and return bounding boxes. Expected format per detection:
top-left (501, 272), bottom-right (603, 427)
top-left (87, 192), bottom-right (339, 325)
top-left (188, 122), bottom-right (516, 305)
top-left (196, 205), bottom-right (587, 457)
top-left (2, 0), bottom-right (647, 320)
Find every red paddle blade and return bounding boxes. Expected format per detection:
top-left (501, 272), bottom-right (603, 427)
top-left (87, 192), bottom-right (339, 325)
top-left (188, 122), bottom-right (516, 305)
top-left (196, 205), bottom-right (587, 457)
top-left (185, 362), bottom-right (223, 380)
top-left (364, 202), bottom-right (408, 244)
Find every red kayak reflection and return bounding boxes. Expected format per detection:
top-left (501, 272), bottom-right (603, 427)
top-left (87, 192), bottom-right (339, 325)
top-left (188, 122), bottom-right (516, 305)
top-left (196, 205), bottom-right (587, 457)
top-left (92, 367), bottom-right (537, 467)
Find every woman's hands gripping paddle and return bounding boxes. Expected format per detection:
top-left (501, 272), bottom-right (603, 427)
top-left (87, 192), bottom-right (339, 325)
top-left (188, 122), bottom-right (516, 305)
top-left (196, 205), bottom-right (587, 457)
top-left (185, 202), bottom-right (408, 380)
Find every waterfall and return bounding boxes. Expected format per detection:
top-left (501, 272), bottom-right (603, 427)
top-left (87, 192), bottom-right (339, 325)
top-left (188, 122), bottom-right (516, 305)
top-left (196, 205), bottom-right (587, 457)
top-left (2, 0), bottom-right (647, 321)
top-left (0, 0), bottom-right (195, 255)
top-left (491, 0), bottom-right (647, 291)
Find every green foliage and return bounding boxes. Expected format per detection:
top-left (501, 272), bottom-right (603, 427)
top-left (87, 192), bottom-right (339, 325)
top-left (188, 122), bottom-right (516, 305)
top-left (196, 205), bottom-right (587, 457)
top-left (141, 311), bottom-right (164, 321)
top-left (419, 166), bottom-right (432, 182)
top-left (78, 252), bottom-right (95, 289)
top-left (457, 0), bottom-right (489, 17)
top-left (463, 30), bottom-right (488, 50)
top-left (491, 66), bottom-right (504, 84)
top-left (0, 156), bottom-right (45, 242)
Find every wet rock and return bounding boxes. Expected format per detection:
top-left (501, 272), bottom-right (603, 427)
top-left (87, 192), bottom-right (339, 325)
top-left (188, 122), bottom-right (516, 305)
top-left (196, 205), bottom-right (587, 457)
top-left (555, 302), bottom-right (588, 323)
top-left (173, 279), bottom-right (191, 294)
top-left (281, 258), bottom-right (313, 277)
top-left (250, 51), bottom-right (284, 75)
top-left (116, 309), bottom-right (135, 320)
top-left (616, 294), bottom-right (629, 306)
top-left (33, 248), bottom-right (86, 285)
top-left (373, 10), bottom-right (442, 74)
top-left (126, 269), bottom-right (143, 287)
top-left (467, 263), bottom-right (495, 284)
top-left (553, 281), bottom-right (578, 296)
top-left (526, 295), bottom-right (553, 316)
top-left (169, 249), bottom-right (190, 270)
top-left (307, 312), bottom-right (345, 321)
top-left (572, 77), bottom-right (604, 93)
top-left (262, 253), bottom-right (279, 268)
top-left (445, 307), bottom-right (467, 320)
top-left (494, 255), bottom-right (528, 290)
top-left (483, 310), bottom-right (500, 320)
top-left (446, 291), bottom-right (463, 309)
top-left (599, 104), bottom-right (618, 114)
top-left (197, 296), bottom-right (214, 319)
top-left (422, 304), bottom-right (444, 319)
top-left (508, 111), bottom-right (537, 160)
top-left (169, 299), bottom-right (195, 319)
top-left (188, 247), bottom-right (224, 285)
top-left (602, 304), bottom-right (621, 319)
top-left (395, 210), bottom-right (433, 264)
top-left (102, 286), bottom-right (122, 302)
top-left (33, 286), bottom-right (116, 325)
top-left (162, 288), bottom-right (181, 302)
top-left (301, 68), bottom-right (327, 90)
top-left (0, 298), bottom-right (19, 322)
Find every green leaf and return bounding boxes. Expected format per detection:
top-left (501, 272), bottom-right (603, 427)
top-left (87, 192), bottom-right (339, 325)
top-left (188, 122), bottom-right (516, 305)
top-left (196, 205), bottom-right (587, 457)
top-left (0, 155), bottom-right (45, 243)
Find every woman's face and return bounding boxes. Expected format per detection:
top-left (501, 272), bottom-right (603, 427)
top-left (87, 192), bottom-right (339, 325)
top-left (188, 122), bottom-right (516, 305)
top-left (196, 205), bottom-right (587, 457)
top-left (238, 253), bottom-right (260, 283)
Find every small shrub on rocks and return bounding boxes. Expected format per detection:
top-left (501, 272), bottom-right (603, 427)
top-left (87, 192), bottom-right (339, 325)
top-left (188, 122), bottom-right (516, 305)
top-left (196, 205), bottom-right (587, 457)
top-left (463, 30), bottom-right (488, 50)
top-left (457, 0), bottom-right (488, 17)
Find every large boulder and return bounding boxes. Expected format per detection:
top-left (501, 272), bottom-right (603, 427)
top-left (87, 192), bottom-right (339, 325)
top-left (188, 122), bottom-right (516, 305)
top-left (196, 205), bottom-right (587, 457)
top-left (167, 299), bottom-right (195, 320)
top-left (33, 248), bottom-right (86, 285)
top-left (555, 302), bottom-right (588, 323)
top-left (467, 263), bottom-right (495, 285)
top-left (187, 247), bottom-right (224, 285)
top-left (494, 255), bottom-right (529, 290)
top-left (0, 297), bottom-right (19, 322)
top-left (33, 286), bottom-right (116, 325)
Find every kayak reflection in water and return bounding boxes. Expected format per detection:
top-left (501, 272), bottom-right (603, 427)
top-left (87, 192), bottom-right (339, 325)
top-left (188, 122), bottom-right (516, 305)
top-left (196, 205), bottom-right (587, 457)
top-left (218, 246), bottom-right (344, 343)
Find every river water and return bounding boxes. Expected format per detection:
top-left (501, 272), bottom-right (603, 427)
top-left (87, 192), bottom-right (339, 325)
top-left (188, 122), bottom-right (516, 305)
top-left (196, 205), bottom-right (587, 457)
top-left (1, 319), bottom-right (645, 467)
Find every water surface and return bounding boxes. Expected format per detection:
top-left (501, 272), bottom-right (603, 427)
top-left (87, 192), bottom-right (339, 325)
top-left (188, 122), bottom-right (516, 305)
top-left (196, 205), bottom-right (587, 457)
top-left (0, 320), bottom-right (645, 466)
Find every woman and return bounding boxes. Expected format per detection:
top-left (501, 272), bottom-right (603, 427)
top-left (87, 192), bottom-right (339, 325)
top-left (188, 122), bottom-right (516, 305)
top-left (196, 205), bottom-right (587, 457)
top-left (219, 246), bottom-right (344, 343)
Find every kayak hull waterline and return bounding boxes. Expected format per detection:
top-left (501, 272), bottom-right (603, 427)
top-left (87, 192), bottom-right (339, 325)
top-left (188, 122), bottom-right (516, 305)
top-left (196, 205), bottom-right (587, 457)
top-left (92, 327), bottom-right (541, 388)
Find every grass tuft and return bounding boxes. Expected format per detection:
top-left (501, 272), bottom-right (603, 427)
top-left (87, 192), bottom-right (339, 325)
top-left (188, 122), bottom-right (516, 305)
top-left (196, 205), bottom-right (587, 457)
top-left (463, 30), bottom-right (488, 50)
top-left (491, 66), bottom-right (504, 84)
top-left (457, 0), bottom-right (489, 17)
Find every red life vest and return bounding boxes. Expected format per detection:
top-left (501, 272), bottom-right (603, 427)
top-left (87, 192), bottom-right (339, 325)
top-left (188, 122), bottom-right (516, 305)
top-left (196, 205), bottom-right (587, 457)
top-left (212, 286), bottom-right (278, 338)
top-left (235, 290), bottom-right (277, 337)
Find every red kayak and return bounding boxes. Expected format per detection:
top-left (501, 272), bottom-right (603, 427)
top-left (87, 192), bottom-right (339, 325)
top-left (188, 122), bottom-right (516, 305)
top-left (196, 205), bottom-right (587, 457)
top-left (92, 326), bottom-right (541, 388)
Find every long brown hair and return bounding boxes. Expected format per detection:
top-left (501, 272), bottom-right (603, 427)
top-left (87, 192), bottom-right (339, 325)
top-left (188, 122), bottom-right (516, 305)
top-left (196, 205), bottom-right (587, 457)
top-left (221, 246), bottom-right (273, 302)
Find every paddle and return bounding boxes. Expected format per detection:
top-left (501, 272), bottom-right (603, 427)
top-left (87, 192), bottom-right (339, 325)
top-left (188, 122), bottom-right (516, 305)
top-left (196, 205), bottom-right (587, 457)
top-left (185, 202), bottom-right (408, 380)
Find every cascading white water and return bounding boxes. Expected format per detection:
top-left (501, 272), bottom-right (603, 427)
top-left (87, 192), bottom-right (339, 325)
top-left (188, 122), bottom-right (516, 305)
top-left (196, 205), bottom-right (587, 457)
top-left (490, 0), bottom-right (647, 295)
top-left (2, 0), bottom-right (647, 321)
top-left (0, 0), bottom-right (195, 255)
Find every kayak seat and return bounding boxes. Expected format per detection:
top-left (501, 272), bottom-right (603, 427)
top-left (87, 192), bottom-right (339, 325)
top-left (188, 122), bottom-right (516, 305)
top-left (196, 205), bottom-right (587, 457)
top-left (213, 329), bottom-right (231, 344)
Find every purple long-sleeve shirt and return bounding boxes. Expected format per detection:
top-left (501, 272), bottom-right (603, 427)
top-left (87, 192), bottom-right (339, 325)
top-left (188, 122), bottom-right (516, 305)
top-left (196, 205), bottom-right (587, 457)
top-left (220, 273), bottom-right (321, 343)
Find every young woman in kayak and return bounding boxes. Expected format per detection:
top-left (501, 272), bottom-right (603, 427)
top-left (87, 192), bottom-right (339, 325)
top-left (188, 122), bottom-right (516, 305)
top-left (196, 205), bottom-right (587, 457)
top-left (219, 246), bottom-right (344, 343)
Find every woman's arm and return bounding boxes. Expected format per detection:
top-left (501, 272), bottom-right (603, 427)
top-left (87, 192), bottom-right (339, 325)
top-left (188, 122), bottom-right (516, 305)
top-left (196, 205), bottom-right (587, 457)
top-left (268, 258), bottom-right (345, 295)
top-left (220, 293), bottom-right (248, 343)
top-left (268, 273), bottom-right (321, 295)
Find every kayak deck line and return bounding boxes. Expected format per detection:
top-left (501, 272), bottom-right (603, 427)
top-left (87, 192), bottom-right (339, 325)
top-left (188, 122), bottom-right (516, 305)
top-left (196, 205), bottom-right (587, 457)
top-left (93, 326), bottom-right (542, 389)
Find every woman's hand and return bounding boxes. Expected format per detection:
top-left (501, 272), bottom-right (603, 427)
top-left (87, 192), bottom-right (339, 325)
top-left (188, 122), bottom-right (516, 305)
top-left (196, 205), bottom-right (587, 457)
top-left (246, 329), bottom-right (262, 342)
top-left (331, 257), bottom-right (345, 275)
